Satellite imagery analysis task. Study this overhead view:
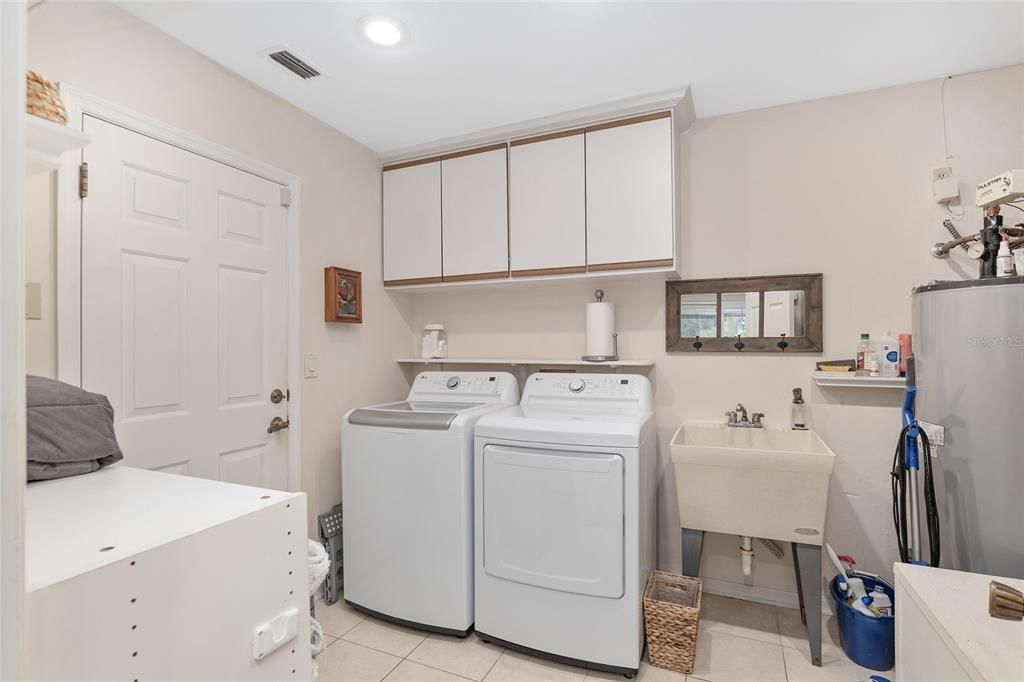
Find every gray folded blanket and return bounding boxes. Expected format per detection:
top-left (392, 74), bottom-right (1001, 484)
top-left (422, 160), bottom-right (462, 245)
top-left (27, 375), bottom-right (124, 481)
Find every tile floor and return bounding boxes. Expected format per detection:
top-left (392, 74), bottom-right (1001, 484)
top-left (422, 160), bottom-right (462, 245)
top-left (313, 594), bottom-right (883, 682)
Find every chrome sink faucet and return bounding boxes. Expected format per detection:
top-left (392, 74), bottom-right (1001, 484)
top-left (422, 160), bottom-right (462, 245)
top-left (726, 403), bottom-right (765, 428)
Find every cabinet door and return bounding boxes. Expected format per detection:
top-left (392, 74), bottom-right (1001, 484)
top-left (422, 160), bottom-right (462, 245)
top-left (441, 146), bottom-right (509, 281)
top-left (509, 132), bottom-right (586, 276)
top-left (383, 161), bottom-right (441, 285)
top-left (585, 113), bottom-right (674, 270)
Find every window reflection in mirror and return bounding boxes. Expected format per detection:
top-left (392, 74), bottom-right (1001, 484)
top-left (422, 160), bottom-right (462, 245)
top-left (720, 292), bottom-right (760, 337)
top-left (763, 290), bottom-right (805, 337)
top-left (680, 293), bottom-right (717, 338)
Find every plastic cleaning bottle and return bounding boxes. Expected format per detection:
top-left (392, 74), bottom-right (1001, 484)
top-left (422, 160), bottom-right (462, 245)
top-left (997, 237), bottom-right (1017, 277)
top-left (871, 586), bottom-right (893, 616)
top-left (856, 333), bottom-right (871, 372)
top-left (791, 388), bottom-right (808, 430)
top-left (878, 332), bottom-right (899, 378)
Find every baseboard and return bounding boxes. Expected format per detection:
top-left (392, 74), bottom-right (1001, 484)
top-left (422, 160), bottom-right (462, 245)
top-left (700, 577), bottom-right (800, 609)
top-left (701, 577), bottom-right (835, 616)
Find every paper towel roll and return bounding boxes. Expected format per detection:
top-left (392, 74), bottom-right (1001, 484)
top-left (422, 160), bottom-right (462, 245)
top-left (586, 302), bottom-right (616, 357)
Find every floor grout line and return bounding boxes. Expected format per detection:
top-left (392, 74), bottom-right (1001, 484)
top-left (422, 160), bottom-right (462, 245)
top-left (481, 649), bottom-right (505, 681)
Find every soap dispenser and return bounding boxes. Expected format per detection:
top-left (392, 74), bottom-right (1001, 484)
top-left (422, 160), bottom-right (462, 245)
top-left (791, 388), bottom-right (808, 431)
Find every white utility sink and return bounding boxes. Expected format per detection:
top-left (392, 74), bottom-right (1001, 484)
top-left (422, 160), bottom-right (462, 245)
top-left (670, 422), bottom-right (835, 545)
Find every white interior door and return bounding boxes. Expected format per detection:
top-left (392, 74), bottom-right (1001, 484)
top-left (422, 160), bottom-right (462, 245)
top-left (80, 116), bottom-right (290, 490)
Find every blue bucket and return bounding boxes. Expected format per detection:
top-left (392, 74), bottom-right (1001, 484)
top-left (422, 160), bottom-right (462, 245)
top-left (829, 575), bottom-right (895, 671)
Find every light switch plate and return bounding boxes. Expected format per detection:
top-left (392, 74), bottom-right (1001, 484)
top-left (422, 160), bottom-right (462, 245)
top-left (25, 282), bottom-right (42, 320)
top-left (304, 354), bottom-right (319, 379)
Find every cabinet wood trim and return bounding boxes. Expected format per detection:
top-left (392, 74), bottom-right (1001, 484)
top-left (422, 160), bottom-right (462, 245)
top-left (510, 128), bottom-right (585, 147)
top-left (382, 156), bottom-right (443, 172)
top-left (588, 258), bottom-right (673, 272)
top-left (511, 265), bottom-right (587, 278)
top-left (584, 110), bottom-right (671, 134)
top-left (441, 143), bottom-right (507, 161)
top-left (442, 271), bottom-right (509, 283)
top-left (384, 276), bottom-right (443, 287)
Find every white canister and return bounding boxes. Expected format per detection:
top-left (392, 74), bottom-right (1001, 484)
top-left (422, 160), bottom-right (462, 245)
top-left (421, 324), bottom-right (447, 359)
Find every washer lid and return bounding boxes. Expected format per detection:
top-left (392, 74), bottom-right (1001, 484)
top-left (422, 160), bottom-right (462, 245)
top-left (348, 400), bottom-right (484, 430)
top-left (475, 406), bottom-right (651, 447)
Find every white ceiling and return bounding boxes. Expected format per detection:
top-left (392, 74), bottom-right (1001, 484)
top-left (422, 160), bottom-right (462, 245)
top-left (119, 1), bottom-right (1024, 156)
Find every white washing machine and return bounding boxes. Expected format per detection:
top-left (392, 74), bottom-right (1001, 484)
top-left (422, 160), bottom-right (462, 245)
top-left (342, 371), bottom-right (519, 635)
top-left (473, 373), bottom-right (655, 676)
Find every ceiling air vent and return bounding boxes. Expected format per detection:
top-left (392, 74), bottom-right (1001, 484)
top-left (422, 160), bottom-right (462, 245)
top-left (268, 49), bottom-right (323, 80)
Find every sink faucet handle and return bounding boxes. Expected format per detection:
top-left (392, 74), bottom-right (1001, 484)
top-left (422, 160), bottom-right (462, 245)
top-left (752, 412), bottom-right (765, 426)
top-left (725, 410), bottom-right (738, 424)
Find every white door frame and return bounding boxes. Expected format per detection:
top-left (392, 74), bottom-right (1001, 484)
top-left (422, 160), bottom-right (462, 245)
top-left (0, 1), bottom-right (26, 678)
top-left (55, 86), bottom-right (303, 492)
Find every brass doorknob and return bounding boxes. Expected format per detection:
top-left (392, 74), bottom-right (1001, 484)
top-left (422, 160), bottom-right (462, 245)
top-left (267, 416), bottom-right (290, 434)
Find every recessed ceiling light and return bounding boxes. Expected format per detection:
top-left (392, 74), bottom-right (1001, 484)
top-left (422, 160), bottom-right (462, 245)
top-left (359, 15), bottom-right (406, 47)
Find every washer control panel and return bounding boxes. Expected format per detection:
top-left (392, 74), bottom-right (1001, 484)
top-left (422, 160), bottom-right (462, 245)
top-left (523, 373), bottom-right (652, 408)
top-left (412, 372), bottom-right (518, 401)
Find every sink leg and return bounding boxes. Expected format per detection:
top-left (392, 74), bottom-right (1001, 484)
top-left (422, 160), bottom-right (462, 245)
top-left (681, 528), bottom-right (704, 577)
top-left (793, 542), bottom-right (823, 667)
top-left (791, 542), bottom-right (806, 625)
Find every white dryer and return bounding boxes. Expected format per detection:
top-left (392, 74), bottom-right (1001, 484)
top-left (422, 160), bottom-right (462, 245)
top-left (473, 373), bottom-right (655, 676)
top-left (342, 372), bottom-right (519, 635)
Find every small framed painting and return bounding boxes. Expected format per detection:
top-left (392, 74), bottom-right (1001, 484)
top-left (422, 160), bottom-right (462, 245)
top-left (324, 267), bottom-right (362, 323)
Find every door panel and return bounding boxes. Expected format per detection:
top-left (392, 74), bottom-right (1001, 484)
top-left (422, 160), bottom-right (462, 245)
top-left (509, 134), bottom-right (585, 274)
top-left (441, 148), bottom-right (509, 279)
top-left (482, 444), bottom-right (624, 598)
top-left (81, 115), bottom-right (289, 490)
top-left (383, 162), bottom-right (442, 283)
top-left (585, 116), bottom-right (674, 267)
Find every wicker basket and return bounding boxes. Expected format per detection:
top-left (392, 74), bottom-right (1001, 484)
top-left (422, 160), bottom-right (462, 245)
top-left (26, 70), bottom-right (67, 125)
top-left (643, 570), bottom-right (702, 675)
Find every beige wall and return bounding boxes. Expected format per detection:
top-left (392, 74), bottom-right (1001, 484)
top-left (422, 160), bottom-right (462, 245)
top-left (406, 65), bottom-right (1024, 603)
top-left (25, 1), bottom-right (414, 531)
top-left (25, 1), bottom-right (1024, 603)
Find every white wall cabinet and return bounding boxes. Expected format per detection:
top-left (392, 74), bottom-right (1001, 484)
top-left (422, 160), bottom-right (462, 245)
top-left (381, 88), bottom-right (693, 289)
top-left (383, 160), bottom-right (442, 285)
top-left (509, 132), bottom-right (586, 276)
top-left (441, 145), bottom-right (509, 281)
top-left (585, 113), bottom-right (674, 270)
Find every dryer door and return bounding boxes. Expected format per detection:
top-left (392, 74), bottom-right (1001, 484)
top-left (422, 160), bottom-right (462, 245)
top-left (482, 444), bottom-right (624, 598)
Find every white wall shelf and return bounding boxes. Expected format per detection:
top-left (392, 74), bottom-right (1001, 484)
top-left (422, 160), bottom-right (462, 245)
top-left (397, 357), bottom-right (654, 370)
top-left (812, 371), bottom-right (905, 389)
top-left (25, 114), bottom-right (90, 176)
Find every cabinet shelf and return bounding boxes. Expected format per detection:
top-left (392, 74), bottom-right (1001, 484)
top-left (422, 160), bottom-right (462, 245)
top-left (397, 357), bottom-right (654, 370)
top-left (812, 371), bottom-right (905, 389)
top-left (25, 114), bottom-right (90, 176)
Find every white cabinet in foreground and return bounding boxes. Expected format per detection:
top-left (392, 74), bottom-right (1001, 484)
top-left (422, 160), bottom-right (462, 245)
top-left (895, 563), bottom-right (1023, 682)
top-left (26, 467), bottom-right (310, 681)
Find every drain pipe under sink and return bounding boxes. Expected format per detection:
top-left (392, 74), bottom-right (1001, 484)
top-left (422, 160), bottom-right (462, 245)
top-left (740, 536), bottom-right (754, 576)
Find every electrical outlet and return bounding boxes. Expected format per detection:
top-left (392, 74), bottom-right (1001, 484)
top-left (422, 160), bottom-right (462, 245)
top-left (933, 166), bottom-right (959, 203)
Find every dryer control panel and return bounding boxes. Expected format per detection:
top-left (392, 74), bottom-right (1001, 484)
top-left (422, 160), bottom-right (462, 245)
top-left (522, 373), bottom-right (652, 410)
top-left (411, 372), bottom-right (519, 403)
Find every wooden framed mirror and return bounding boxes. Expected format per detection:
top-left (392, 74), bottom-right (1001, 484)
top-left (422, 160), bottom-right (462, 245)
top-left (666, 274), bottom-right (823, 352)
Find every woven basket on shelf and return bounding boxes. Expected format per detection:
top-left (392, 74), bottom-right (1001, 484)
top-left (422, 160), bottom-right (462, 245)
top-left (643, 570), bottom-right (702, 675)
top-left (26, 70), bottom-right (67, 125)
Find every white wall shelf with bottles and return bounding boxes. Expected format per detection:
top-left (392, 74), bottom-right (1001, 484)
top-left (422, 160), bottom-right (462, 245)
top-left (811, 372), bottom-right (906, 389)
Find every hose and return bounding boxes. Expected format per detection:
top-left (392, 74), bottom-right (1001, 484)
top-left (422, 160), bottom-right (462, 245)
top-left (891, 425), bottom-right (941, 567)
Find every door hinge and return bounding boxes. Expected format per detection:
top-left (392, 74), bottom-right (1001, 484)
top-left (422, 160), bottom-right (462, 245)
top-left (78, 162), bottom-right (89, 199)
top-left (280, 187), bottom-right (292, 207)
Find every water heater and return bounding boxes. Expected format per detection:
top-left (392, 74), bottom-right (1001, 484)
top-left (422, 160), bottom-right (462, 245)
top-left (912, 277), bottom-right (1024, 578)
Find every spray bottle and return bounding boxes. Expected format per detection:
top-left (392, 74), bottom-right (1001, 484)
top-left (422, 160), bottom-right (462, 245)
top-left (791, 388), bottom-right (808, 430)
